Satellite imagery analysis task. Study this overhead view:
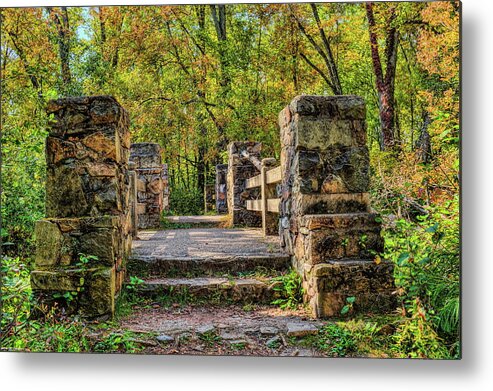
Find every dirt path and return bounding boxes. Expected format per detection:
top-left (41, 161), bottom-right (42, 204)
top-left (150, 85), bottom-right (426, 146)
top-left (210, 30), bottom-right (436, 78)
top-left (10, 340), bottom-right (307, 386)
top-left (119, 304), bottom-right (328, 357)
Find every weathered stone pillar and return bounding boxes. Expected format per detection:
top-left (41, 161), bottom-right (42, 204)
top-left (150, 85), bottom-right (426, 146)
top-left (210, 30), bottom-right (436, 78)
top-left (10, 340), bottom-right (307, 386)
top-left (227, 141), bottom-right (262, 226)
top-left (215, 164), bottom-right (228, 214)
top-left (279, 95), bottom-right (395, 318)
top-left (31, 95), bottom-right (131, 319)
top-left (130, 143), bottom-right (165, 229)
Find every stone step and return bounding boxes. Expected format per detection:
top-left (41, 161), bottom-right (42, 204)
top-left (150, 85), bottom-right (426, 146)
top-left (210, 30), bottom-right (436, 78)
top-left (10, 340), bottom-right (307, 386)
top-left (136, 277), bottom-right (282, 304)
top-left (127, 253), bottom-right (291, 278)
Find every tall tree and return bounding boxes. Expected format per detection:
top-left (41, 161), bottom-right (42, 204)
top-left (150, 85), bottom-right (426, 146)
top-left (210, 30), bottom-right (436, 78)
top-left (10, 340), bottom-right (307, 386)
top-left (290, 3), bottom-right (343, 95)
top-left (365, 2), bottom-right (399, 150)
top-left (47, 7), bottom-right (72, 94)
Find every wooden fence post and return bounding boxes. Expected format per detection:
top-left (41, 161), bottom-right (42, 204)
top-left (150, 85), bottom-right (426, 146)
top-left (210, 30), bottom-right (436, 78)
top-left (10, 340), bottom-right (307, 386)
top-left (128, 161), bottom-right (138, 238)
top-left (261, 158), bottom-right (278, 236)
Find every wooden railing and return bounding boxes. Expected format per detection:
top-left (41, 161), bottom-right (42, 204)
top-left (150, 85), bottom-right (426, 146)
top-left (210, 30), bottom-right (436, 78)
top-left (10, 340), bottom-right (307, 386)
top-left (243, 155), bottom-right (281, 236)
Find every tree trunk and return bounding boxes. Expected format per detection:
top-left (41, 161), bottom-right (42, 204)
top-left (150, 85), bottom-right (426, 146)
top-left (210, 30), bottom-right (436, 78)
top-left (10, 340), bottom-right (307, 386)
top-left (291, 3), bottom-right (343, 95)
top-left (210, 4), bottom-right (229, 159)
top-left (416, 111), bottom-right (432, 164)
top-left (47, 7), bottom-right (72, 93)
top-left (365, 2), bottom-right (399, 151)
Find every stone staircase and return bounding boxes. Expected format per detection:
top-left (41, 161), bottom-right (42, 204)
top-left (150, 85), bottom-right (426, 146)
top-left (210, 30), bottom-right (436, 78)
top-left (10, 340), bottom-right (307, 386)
top-left (127, 222), bottom-right (291, 305)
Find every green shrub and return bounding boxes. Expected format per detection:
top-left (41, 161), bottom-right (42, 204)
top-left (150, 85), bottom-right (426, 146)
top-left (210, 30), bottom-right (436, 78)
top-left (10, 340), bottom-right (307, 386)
top-left (93, 331), bottom-right (144, 353)
top-left (271, 269), bottom-right (304, 310)
top-left (167, 186), bottom-right (203, 216)
top-left (295, 323), bottom-right (356, 357)
top-left (1, 256), bottom-right (32, 343)
top-left (1, 107), bottom-right (47, 258)
top-left (384, 194), bottom-right (460, 358)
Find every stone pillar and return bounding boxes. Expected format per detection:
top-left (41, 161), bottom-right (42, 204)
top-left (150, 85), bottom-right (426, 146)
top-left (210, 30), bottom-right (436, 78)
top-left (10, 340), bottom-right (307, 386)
top-left (130, 143), bottom-right (165, 229)
top-left (215, 164), bottom-right (228, 214)
top-left (279, 95), bottom-right (395, 318)
top-left (227, 141), bottom-right (262, 226)
top-left (31, 95), bottom-right (131, 319)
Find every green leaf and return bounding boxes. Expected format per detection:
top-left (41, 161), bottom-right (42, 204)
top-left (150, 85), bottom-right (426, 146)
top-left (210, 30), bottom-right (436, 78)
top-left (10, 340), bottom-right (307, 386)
top-left (425, 223), bottom-right (439, 233)
top-left (346, 296), bottom-right (356, 304)
top-left (397, 252), bottom-right (410, 265)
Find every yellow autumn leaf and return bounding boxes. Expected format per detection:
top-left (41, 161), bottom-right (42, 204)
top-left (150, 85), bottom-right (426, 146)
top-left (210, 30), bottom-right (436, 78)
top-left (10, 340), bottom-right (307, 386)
top-left (374, 255), bottom-right (382, 265)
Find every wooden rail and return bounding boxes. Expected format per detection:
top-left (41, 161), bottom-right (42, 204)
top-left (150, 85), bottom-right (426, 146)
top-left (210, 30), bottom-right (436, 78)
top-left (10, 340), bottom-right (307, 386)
top-left (243, 156), bottom-right (281, 236)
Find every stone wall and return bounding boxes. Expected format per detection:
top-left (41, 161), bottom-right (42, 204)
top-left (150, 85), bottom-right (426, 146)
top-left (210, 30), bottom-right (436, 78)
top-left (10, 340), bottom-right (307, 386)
top-left (130, 143), bottom-right (168, 229)
top-left (31, 95), bottom-right (132, 319)
top-left (215, 164), bottom-right (228, 214)
top-left (227, 141), bottom-right (262, 226)
top-left (279, 95), bottom-right (395, 318)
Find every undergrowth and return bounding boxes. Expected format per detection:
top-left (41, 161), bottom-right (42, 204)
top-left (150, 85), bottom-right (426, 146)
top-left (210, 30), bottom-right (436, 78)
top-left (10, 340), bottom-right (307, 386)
top-left (270, 269), bottom-right (304, 310)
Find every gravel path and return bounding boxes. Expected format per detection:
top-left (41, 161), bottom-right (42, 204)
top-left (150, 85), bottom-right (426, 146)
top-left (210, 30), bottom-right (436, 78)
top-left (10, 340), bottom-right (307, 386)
top-left (132, 228), bottom-right (285, 259)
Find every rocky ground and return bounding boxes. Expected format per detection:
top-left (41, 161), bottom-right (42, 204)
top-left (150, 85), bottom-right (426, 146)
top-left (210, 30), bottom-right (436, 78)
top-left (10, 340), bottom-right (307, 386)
top-left (117, 304), bottom-right (329, 357)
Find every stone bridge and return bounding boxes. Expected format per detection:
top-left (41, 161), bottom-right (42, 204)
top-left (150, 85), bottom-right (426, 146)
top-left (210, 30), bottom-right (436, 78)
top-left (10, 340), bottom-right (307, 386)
top-left (31, 94), bottom-right (394, 319)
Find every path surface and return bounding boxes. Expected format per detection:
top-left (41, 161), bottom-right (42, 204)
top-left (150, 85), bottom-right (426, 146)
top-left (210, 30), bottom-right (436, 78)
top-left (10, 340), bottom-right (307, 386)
top-left (124, 215), bottom-right (328, 357)
top-left (120, 304), bottom-right (326, 357)
top-left (133, 227), bottom-right (284, 259)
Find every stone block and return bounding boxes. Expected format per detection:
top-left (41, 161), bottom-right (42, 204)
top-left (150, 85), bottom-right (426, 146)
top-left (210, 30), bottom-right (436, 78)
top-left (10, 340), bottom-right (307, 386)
top-left (136, 178), bottom-right (146, 192)
top-left (299, 214), bottom-right (383, 264)
top-left (296, 147), bottom-right (369, 194)
top-left (295, 118), bottom-right (360, 150)
top-left (46, 164), bottom-right (88, 218)
top-left (47, 95), bottom-right (129, 139)
top-left (31, 269), bottom-right (87, 292)
top-left (81, 131), bottom-right (121, 162)
top-left (292, 193), bottom-right (370, 215)
top-left (130, 142), bottom-right (162, 157)
top-left (286, 322), bottom-right (318, 337)
top-left (31, 266), bottom-right (116, 318)
top-left (34, 220), bottom-right (70, 267)
top-left (35, 217), bottom-right (120, 268)
top-left (138, 154), bottom-right (162, 168)
top-left (80, 267), bottom-right (115, 318)
top-left (308, 261), bottom-right (395, 318)
top-left (289, 95), bottom-right (365, 120)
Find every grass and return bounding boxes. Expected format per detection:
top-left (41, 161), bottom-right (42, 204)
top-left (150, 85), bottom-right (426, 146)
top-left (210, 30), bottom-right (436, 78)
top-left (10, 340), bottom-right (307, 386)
top-left (198, 330), bottom-right (222, 347)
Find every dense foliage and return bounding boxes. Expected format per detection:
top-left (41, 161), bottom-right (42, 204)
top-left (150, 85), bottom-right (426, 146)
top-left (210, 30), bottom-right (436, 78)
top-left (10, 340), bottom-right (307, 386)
top-left (1, 2), bottom-right (459, 357)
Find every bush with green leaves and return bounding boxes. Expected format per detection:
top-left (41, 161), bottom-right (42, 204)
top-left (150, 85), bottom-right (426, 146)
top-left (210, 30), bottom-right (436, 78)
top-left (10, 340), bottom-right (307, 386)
top-left (1, 256), bottom-right (32, 344)
top-left (1, 97), bottom-right (47, 258)
top-left (271, 269), bottom-right (304, 310)
top-left (384, 194), bottom-right (460, 358)
top-left (167, 186), bottom-right (203, 216)
top-left (294, 323), bottom-right (356, 357)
